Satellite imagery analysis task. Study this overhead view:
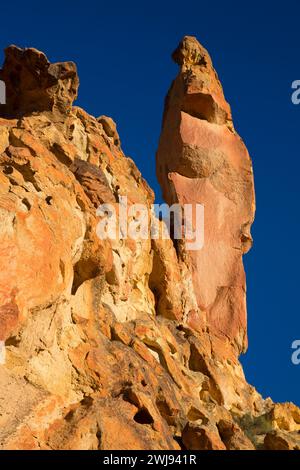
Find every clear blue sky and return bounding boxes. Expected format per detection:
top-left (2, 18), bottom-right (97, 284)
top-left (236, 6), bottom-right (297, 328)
top-left (1, 0), bottom-right (299, 406)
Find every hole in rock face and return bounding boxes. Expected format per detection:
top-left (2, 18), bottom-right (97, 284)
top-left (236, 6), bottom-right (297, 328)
top-left (80, 396), bottom-right (94, 407)
top-left (3, 165), bottom-right (13, 175)
top-left (64, 410), bottom-right (75, 422)
top-left (188, 343), bottom-right (210, 375)
top-left (45, 195), bottom-right (53, 205)
top-left (181, 92), bottom-right (226, 124)
top-left (133, 407), bottom-right (154, 425)
top-left (11, 162), bottom-right (41, 191)
top-left (96, 429), bottom-right (102, 450)
top-left (187, 406), bottom-right (209, 424)
top-left (21, 197), bottom-right (31, 211)
top-left (5, 336), bottom-right (21, 347)
top-left (71, 259), bottom-right (100, 295)
top-left (59, 259), bottom-right (65, 283)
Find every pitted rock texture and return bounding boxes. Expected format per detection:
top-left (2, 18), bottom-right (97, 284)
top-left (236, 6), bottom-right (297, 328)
top-left (0, 45), bottom-right (78, 116)
top-left (0, 42), bottom-right (299, 451)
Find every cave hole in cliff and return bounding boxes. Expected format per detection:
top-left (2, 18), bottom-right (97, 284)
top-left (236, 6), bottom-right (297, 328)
top-left (21, 197), bottom-right (31, 211)
top-left (188, 343), bottom-right (210, 375)
top-left (133, 407), bottom-right (154, 425)
top-left (96, 429), bottom-right (102, 450)
top-left (121, 386), bottom-right (154, 425)
top-left (64, 409), bottom-right (75, 422)
top-left (149, 284), bottom-right (160, 314)
top-left (5, 335), bottom-right (21, 347)
top-left (181, 93), bottom-right (222, 124)
top-left (3, 165), bottom-right (13, 175)
top-left (187, 406), bottom-right (209, 424)
top-left (8, 161), bottom-right (41, 192)
top-left (216, 420), bottom-right (234, 449)
top-left (71, 258), bottom-right (100, 295)
top-left (80, 395), bottom-right (94, 407)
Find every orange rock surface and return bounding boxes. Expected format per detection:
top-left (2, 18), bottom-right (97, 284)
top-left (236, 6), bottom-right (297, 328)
top-left (156, 36), bottom-right (255, 354)
top-left (0, 40), bottom-right (299, 451)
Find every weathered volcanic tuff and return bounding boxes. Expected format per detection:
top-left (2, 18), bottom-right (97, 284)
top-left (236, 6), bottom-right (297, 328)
top-left (156, 36), bottom-right (255, 354)
top-left (0, 41), bottom-right (299, 450)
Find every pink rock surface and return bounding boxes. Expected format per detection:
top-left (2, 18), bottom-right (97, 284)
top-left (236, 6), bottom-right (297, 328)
top-left (156, 36), bottom-right (255, 352)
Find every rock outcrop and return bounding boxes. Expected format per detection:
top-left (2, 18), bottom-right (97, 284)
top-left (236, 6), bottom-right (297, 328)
top-left (156, 36), bottom-right (255, 354)
top-left (0, 40), bottom-right (299, 451)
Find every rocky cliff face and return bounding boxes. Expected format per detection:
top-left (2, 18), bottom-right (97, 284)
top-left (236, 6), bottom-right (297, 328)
top-left (0, 39), bottom-right (299, 450)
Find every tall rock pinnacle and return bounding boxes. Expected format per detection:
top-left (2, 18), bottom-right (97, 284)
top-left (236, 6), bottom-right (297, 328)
top-left (156, 36), bottom-right (255, 353)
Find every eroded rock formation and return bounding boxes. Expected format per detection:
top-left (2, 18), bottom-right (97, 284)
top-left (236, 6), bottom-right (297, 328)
top-left (0, 40), bottom-right (299, 450)
top-left (156, 36), bottom-right (255, 354)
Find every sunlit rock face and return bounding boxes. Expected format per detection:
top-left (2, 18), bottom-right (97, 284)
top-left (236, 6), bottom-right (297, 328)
top-left (0, 42), bottom-right (299, 451)
top-left (156, 36), bottom-right (255, 353)
top-left (0, 45), bottom-right (79, 116)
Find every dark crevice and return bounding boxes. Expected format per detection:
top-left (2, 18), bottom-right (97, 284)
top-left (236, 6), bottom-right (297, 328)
top-left (173, 435), bottom-right (187, 450)
top-left (80, 395), bottom-right (94, 408)
top-left (4, 161), bottom-right (41, 191)
top-left (181, 92), bottom-right (226, 125)
top-left (187, 406), bottom-right (209, 424)
top-left (21, 197), bottom-right (31, 210)
top-left (5, 336), bottom-right (21, 347)
top-left (188, 343), bottom-right (210, 376)
top-left (3, 165), bottom-right (13, 175)
top-left (64, 410), bottom-right (75, 422)
top-left (51, 143), bottom-right (73, 166)
top-left (96, 428), bottom-right (102, 450)
top-left (133, 407), bottom-right (154, 425)
top-left (71, 259), bottom-right (101, 295)
top-left (156, 398), bottom-right (176, 426)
